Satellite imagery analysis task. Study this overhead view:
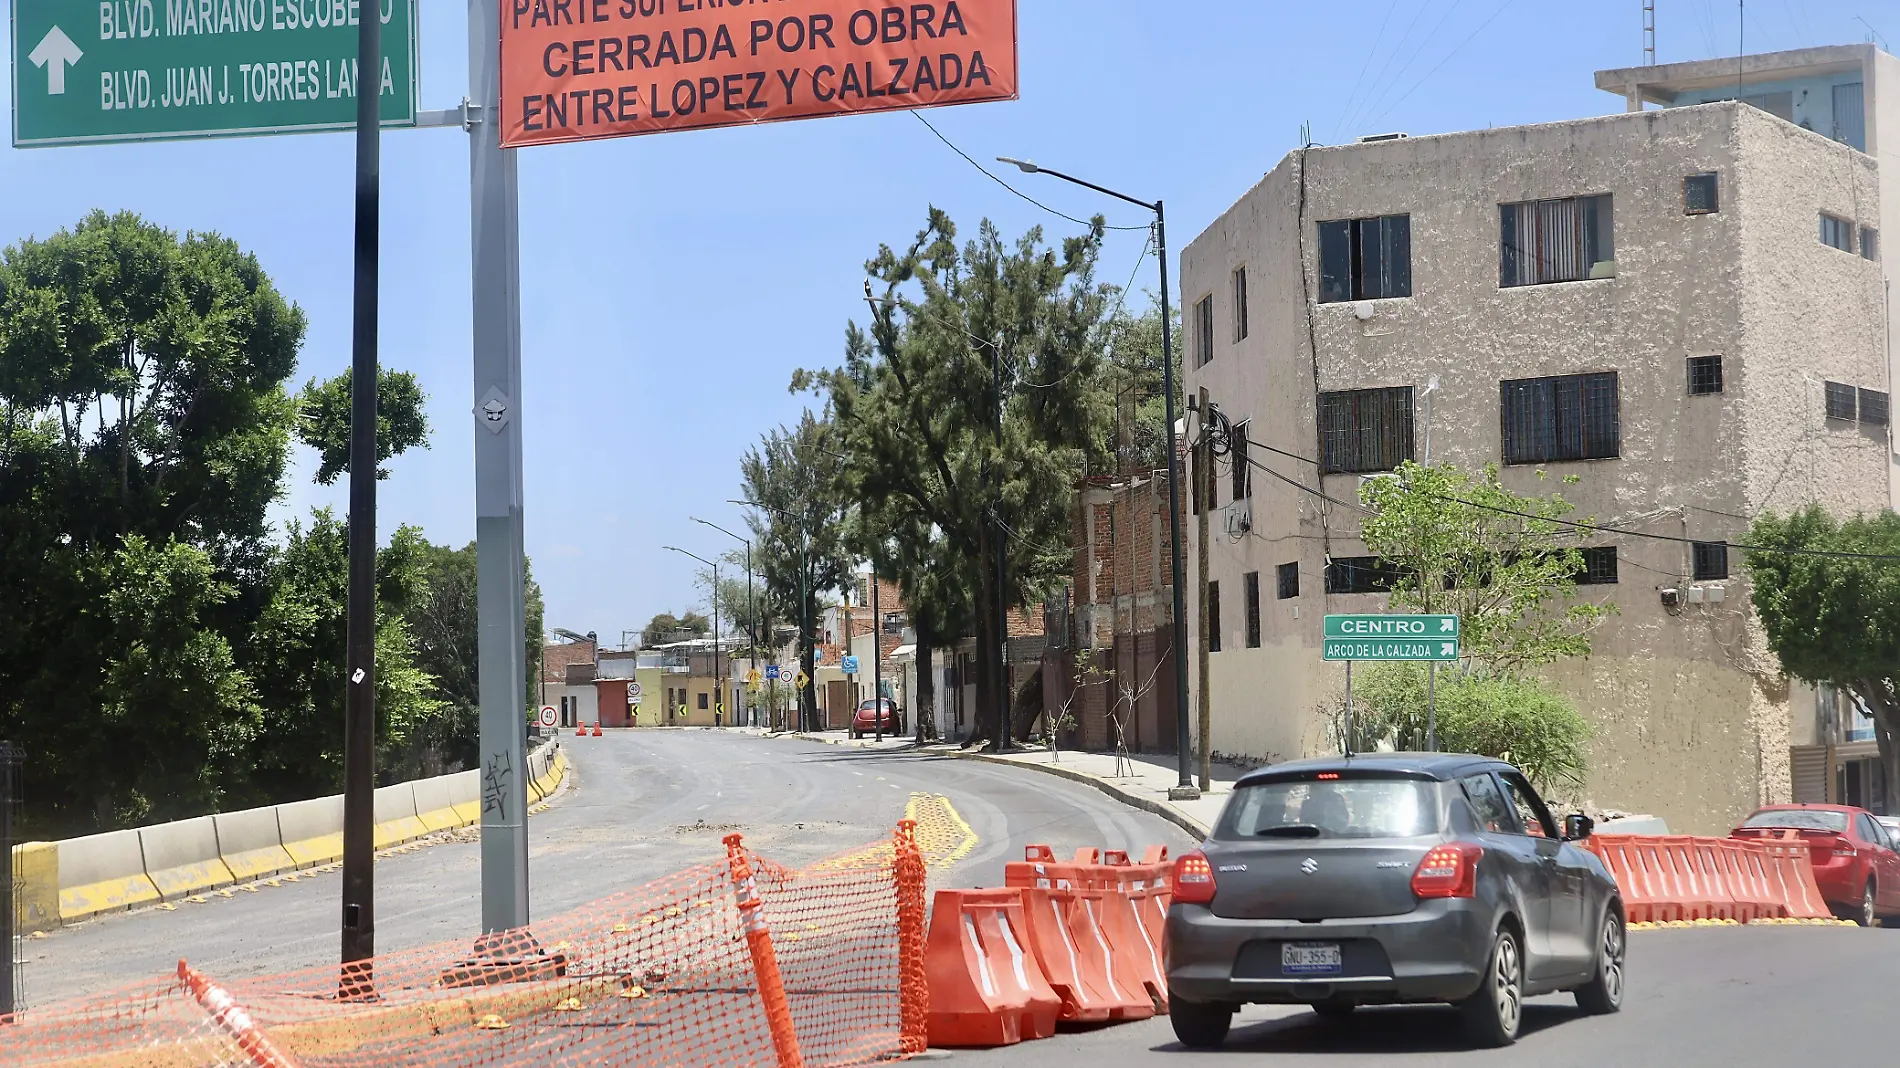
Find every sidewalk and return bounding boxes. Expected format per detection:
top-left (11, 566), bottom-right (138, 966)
top-left (765, 728), bottom-right (1237, 838)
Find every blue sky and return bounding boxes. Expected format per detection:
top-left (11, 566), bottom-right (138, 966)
top-left (0, 0), bottom-right (1882, 642)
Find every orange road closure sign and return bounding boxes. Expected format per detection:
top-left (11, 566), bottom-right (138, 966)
top-left (501, 1), bottom-right (1018, 148)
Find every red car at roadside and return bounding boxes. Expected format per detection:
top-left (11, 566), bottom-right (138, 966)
top-left (850, 698), bottom-right (903, 739)
top-left (1730, 803), bottom-right (1900, 927)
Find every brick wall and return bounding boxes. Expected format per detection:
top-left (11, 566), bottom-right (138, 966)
top-left (542, 640), bottom-right (596, 686)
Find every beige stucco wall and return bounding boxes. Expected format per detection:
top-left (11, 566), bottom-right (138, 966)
top-left (1180, 103), bottom-right (1886, 835)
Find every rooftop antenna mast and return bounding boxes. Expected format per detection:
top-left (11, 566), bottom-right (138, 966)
top-left (1643, 0), bottom-right (1655, 65)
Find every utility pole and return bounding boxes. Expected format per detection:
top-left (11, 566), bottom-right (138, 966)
top-left (872, 565), bottom-right (884, 742)
top-left (990, 326), bottom-right (1010, 753)
top-left (339, 0), bottom-right (382, 990)
top-left (470, 0), bottom-right (531, 938)
top-left (1195, 387), bottom-right (1214, 793)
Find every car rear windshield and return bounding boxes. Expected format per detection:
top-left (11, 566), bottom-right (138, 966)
top-left (1215, 777), bottom-right (1440, 841)
top-left (1741, 810), bottom-right (1847, 833)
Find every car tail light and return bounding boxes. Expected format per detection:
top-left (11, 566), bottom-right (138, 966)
top-left (1834, 840), bottom-right (1859, 858)
top-left (1412, 842), bottom-right (1484, 899)
top-left (1173, 852), bottom-right (1217, 905)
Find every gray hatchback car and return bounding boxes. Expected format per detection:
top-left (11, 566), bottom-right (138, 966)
top-left (1165, 753), bottom-right (1625, 1048)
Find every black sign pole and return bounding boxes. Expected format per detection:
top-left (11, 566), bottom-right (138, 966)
top-left (340, 0), bottom-right (382, 996)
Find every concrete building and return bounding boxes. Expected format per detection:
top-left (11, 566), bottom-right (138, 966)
top-left (1179, 91), bottom-right (1888, 832)
top-left (1597, 44), bottom-right (1897, 507)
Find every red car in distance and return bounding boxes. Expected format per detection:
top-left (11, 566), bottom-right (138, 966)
top-left (1730, 803), bottom-right (1900, 927)
top-left (850, 698), bottom-right (903, 739)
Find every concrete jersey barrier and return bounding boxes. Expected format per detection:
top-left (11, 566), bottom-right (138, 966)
top-left (22, 738), bottom-right (566, 931)
top-left (213, 806), bottom-right (296, 882)
top-left (139, 816), bottom-right (235, 899)
top-left (58, 828), bottom-right (159, 922)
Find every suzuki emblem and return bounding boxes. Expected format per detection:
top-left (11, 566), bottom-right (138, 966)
top-left (1300, 857), bottom-right (1319, 875)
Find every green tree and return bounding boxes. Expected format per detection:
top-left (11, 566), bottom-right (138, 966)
top-left (801, 210), bottom-right (1113, 746)
top-left (739, 411), bottom-right (854, 728)
top-left (1342, 461), bottom-right (1615, 784)
top-left (295, 366), bottom-right (430, 484)
top-left (1747, 507), bottom-right (1900, 798)
top-left (1101, 295), bottom-right (1181, 472)
top-left (0, 211), bottom-right (303, 832)
top-left (1358, 461), bottom-right (1612, 672)
top-left (642, 610), bottom-right (709, 647)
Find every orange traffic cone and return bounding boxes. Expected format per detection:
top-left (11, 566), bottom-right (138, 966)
top-left (575, 724), bottom-right (585, 737)
top-left (178, 959), bottom-right (303, 1068)
top-left (592, 723), bottom-right (603, 737)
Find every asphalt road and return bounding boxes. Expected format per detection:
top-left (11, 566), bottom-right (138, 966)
top-left (21, 729), bottom-right (1192, 1005)
top-left (952, 924), bottom-right (1900, 1067)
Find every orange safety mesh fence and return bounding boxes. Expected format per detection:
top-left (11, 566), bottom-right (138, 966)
top-left (0, 821), bottom-right (930, 1068)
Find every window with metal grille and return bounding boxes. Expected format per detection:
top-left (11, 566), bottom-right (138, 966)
top-left (1825, 381), bottom-right (1857, 420)
top-left (1244, 572), bottom-right (1261, 648)
top-left (1233, 267), bottom-right (1249, 341)
top-left (1277, 561), bottom-right (1299, 599)
top-left (1207, 580), bottom-right (1222, 653)
top-left (1687, 356), bottom-right (1723, 395)
top-left (1319, 386), bottom-right (1414, 474)
top-left (1231, 421), bottom-right (1251, 500)
top-left (1500, 194), bottom-right (1613, 287)
top-left (1820, 214), bottom-right (1853, 252)
top-left (1832, 82), bottom-right (1866, 150)
top-left (1861, 227), bottom-right (1879, 262)
top-left (1318, 214), bottom-right (1412, 303)
top-left (1500, 372), bottom-right (1620, 465)
top-left (1190, 437), bottom-right (1218, 514)
top-left (1575, 546), bottom-right (1619, 585)
top-left (1859, 389), bottom-right (1889, 427)
top-left (1684, 173), bottom-right (1718, 215)
top-left (1325, 556), bottom-right (1401, 595)
top-left (1692, 541), bottom-right (1728, 581)
top-left (1195, 295), bottom-right (1214, 366)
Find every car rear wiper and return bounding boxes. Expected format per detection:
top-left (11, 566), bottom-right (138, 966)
top-left (1254, 823), bottom-right (1323, 837)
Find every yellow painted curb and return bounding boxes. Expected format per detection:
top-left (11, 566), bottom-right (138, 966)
top-left (12, 843), bottom-right (59, 933)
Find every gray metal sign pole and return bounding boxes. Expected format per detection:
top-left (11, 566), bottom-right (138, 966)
top-left (467, 0), bottom-right (529, 934)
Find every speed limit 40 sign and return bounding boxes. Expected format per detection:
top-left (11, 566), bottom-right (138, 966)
top-left (538, 705), bottom-right (558, 728)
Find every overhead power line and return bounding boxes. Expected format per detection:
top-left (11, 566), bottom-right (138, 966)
top-left (911, 112), bottom-right (1149, 232)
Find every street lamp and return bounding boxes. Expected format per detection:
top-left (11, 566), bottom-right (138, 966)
top-left (693, 516), bottom-right (758, 727)
top-left (998, 155), bottom-right (1198, 799)
top-left (663, 545), bottom-right (722, 728)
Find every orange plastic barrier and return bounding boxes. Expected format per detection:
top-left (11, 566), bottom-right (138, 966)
top-left (924, 889), bottom-right (1061, 1048)
top-left (1004, 844), bottom-right (1091, 892)
top-left (1589, 834), bottom-right (1841, 925)
top-left (1018, 885), bottom-right (1147, 1023)
top-left (1758, 838), bottom-right (1832, 919)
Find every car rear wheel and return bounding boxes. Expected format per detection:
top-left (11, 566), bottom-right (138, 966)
top-left (1458, 926), bottom-right (1523, 1048)
top-left (1857, 881), bottom-right (1877, 928)
top-left (1168, 997), bottom-right (1233, 1049)
top-left (1574, 907), bottom-right (1626, 1015)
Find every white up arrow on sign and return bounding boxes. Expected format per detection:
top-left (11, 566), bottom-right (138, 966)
top-left (29, 26), bottom-right (83, 96)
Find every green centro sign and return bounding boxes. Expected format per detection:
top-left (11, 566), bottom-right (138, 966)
top-left (12, 0), bottom-right (416, 147)
top-left (1323, 613), bottom-right (1460, 662)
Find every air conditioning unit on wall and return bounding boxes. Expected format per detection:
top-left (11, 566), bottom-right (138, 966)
top-left (1224, 498), bottom-right (1253, 536)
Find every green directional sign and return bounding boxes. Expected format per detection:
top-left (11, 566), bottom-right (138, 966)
top-left (12, 0), bottom-right (417, 147)
top-left (1323, 613), bottom-right (1461, 662)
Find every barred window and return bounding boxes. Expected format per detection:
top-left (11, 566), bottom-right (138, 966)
top-left (1824, 381), bottom-right (1857, 421)
top-left (1319, 386), bottom-right (1414, 474)
top-left (1684, 173), bottom-right (1719, 215)
top-left (1819, 214), bottom-right (1853, 253)
top-left (1325, 556), bottom-right (1402, 595)
top-left (1500, 194), bottom-right (1614, 287)
top-left (1500, 372), bottom-right (1620, 465)
top-left (1233, 267), bottom-right (1250, 340)
top-left (1207, 580), bottom-right (1222, 653)
top-left (1277, 561), bottom-right (1299, 599)
top-left (1318, 214), bottom-right (1412, 303)
top-left (1244, 572), bottom-right (1261, 648)
top-left (1692, 541), bottom-right (1729, 581)
top-left (1231, 421), bottom-right (1251, 500)
top-left (1575, 546), bottom-right (1619, 585)
top-left (1859, 389), bottom-right (1889, 427)
top-left (1687, 356), bottom-right (1723, 395)
top-left (1194, 295), bottom-right (1215, 366)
